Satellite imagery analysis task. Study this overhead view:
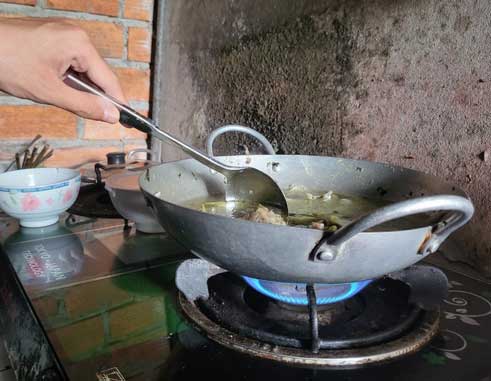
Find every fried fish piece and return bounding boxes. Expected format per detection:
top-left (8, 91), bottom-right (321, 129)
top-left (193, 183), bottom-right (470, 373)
top-left (243, 204), bottom-right (287, 225)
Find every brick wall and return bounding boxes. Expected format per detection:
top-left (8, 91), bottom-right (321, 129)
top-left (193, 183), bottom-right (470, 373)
top-left (0, 0), bottom-right (153, 168)
top-left (31, 265), bottom-right (184, 365)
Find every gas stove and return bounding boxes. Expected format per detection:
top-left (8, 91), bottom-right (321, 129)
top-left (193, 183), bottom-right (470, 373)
top-left (176, 259), bottom-right (442, 368)
top-left (0, 214), bottom-right (490, 380)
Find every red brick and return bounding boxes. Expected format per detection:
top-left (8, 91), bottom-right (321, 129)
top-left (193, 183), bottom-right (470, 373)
top-left (64, 279), bottom-right (132, 318)
top-left (113, 67), bottom-right (150, 101)
top-left (0, 16), bottom-right (124, 59)
top-left (45, 144), bottom-right (144, 168)
top-left (51, 316), bottom-right (104, 358)
top-left (0, 105), bottom-right (77, 139)
top-left (83, 120), bottom-right (123, 140)
top-left (124, 0), bottom-right (153, 21)
top-left (122, 125), bottom-right (148, 139)
top-left (0, 13), bottom-right (29, 18)
top-left (32, 296), bottom-right (58, 319)
top-left (84, 108), bottom-right (148, 140)
top-left (109, 298), bottom-right (166, 339)
top-left (69, 20), bottom-right (124, 58)
top-left (128, 27), bottom-right (152, 62)
top-left (1, 0), bottom-right (35, 5)
top-left (45, 0), bottom-right (119, 17)
top-left (0, 151), bottom-right (12, 161)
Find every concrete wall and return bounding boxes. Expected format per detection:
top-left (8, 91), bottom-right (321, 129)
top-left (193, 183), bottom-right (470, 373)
top-left (156, 0), bottom-right (491, 275)
top-left (156, 0), bottom-right (334, 160)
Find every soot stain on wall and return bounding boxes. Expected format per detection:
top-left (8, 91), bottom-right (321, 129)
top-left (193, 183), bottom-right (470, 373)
top-left (191, 10), bottom-right (359, 156)
top-left (166, 0), bottom-right (491, 276)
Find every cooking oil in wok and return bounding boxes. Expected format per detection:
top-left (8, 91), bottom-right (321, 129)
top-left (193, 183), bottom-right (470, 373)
top-left (184, 188), bottom-right (437, 231)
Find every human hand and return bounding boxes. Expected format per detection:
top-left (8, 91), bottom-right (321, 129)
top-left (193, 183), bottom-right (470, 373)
top-left (0, 18), bottom-right (125, 123)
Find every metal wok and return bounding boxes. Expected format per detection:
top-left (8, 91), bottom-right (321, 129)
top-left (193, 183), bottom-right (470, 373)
top-left (140, 128), bottom-right (474, 284)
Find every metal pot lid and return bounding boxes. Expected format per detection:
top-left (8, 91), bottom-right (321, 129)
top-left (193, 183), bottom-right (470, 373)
top-left (104, 171), bottom-right (141, 191)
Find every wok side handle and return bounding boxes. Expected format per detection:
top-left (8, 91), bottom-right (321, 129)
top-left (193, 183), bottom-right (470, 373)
top-left (312, 195), bottom-right (474, 262)
top-left (206, 125), bottom-right (275, 156)
top-left (127, 148), bottom-right (156, 163)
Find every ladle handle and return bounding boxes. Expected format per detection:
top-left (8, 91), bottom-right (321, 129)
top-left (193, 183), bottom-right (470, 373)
top-left (65, 72), bottom-right (236, 174)
top-left (312, 195), bottom-right (474, 261)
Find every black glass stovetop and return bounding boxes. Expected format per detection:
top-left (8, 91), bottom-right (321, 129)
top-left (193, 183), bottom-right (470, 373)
top-left (0, 214), bottom-right (490, 381)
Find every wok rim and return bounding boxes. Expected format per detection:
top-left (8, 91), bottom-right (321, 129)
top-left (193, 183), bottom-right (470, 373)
top-left (139, 153), bottom-right (469, 234)
top-left (143, 189), bottom-right (440, 234)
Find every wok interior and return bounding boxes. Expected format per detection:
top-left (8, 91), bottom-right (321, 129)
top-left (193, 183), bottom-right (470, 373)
top-left (140, 155), bottom-right (465, 230)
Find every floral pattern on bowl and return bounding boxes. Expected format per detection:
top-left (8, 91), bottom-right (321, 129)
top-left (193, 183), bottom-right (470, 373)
top-left (21, 193), bottom-right (42, 212)
top-left (0, 168), bottom-right (81, 228)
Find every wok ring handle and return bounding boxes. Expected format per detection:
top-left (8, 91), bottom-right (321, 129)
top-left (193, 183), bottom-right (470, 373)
top-left (313, 195), bottom-right (474, 262)
top-left (127, 148), bottom-right (156, 163)
top-left (206, 125), bottom-right (275, 156)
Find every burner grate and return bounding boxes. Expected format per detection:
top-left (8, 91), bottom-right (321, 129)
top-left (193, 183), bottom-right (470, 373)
top-left (67, 183), bottom-right (122, 219)
top-left (198, 273), bottom-right (423, 352)
top-left (176, 259), bottom-right (446, 368)
top-left (306, 285), bottom-right (320, 353)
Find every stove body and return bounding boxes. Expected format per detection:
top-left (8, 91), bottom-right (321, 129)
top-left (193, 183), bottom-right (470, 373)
top-left (0, 215), bottom-right (490, 380)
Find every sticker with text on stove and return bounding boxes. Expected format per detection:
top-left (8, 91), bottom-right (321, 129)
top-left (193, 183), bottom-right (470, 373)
top-left (96, 367), bottom-right (125, 381)
top-left (14, 243), bottom-right (84, 285)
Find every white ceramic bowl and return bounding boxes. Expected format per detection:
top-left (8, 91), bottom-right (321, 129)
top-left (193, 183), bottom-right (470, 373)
top-left (105, 172), bottom-right (164, 233)
top-left (0, 168), bottom-right (81, 228)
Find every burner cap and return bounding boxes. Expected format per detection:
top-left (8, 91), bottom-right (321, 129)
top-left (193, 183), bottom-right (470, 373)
top-left (242, 276), bottom-right (372, 305)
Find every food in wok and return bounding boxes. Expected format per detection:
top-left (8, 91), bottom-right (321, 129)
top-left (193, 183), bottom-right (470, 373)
top-left (186, 185), bottom-right (432, 232)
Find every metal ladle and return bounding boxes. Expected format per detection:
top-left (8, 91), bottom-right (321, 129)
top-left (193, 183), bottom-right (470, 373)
top-left (66, 73), bottom-right (288, 215)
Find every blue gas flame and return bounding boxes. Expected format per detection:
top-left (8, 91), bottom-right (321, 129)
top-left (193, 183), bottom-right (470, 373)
top-left (242, 276), bottom-right (372, 305)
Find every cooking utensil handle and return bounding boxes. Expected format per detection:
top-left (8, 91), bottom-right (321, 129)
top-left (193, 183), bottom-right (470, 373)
top-left (206, 125), bottom-right (275, 156)
top-left (313, 195), bottom-right (474, 260)
top-left (127, 148), bottom-right (157, 163)
top-left (65, 73), bottom-right (237, 174)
